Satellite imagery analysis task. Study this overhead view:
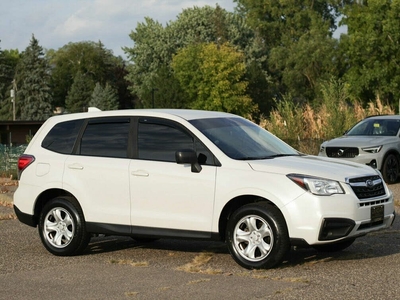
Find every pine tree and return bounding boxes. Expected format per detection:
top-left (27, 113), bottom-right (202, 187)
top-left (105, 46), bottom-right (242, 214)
top-left (88, 82), bottom-right (103, 109)
top-left (102, 83), bottom-right (118, 110)
top-left (89, 82), bottom-right (118, 110)
top-left (0, 43), bottom-right (14, 120)
top-left (17, 35), bottom-right (53, 121)
top-left (65, 71), bottom-right (94, 113)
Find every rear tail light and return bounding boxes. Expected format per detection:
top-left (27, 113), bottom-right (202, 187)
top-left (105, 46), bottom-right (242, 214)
top-left (18, 154), bottom-right (35, 178)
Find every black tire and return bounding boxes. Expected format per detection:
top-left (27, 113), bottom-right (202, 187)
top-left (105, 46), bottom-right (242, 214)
top-left (313, 238), bottom-right (355, 252)
top-left (38, 197), bottom-right (90, 256)
top-left (226, 203), bottom-right (290, 269)
top-left (382, 153), bottom-right (399, 184)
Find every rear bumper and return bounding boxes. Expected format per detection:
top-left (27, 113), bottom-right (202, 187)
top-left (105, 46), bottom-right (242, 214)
top-left (13, 205), bottom-right (37, 227)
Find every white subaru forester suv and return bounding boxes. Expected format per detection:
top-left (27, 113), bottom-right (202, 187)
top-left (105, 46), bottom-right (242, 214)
top-left (14, 109), bottom-right (396, 269)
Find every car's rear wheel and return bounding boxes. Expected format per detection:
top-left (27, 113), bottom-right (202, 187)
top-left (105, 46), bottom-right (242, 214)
top-left (382, 153), bottom-right (399, 184)
top-left (226, 203), bottom-right (290, 269)
top-left (312, 238), bottom-right (355, 252)
top-left (38, 197), bottom-right (90, 256)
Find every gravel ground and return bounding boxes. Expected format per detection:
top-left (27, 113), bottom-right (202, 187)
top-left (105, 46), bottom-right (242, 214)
top-left (0, 178), bottom-right (17, 220)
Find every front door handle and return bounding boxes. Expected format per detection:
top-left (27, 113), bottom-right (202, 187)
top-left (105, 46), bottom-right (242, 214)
top-left (68, 163), bottom-right (84, 170)
top-left (131, 170), bottom-right (149, 177)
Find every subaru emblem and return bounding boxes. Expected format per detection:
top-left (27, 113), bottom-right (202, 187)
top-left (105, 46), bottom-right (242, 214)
top-left (366, 179), bottom-right (374, 188)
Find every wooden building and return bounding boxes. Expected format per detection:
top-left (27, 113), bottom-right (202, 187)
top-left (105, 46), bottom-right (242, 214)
top-left (0, 121), bottom-right (44, 146)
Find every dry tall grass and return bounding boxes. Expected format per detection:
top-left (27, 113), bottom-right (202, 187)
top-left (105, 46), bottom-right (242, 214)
top-left (260, 81), bottom-right (395, 155)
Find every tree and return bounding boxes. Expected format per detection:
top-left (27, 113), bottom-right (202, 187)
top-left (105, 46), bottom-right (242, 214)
top-left (340, 0), bottom-right (400, 108)
top-left (17, 35), bottom-right (53, 121)
top-left (124, 5), bottom-right (266, 113)
top-left (89, 82), bottom-right (118, 110)
top-left (235, 0), bottom-right (340, 101)
top-left (0, 43), bottom-right (14, 120)
top-left (49, 41), bottom-right (133, 109)
top-left (269, 20), bottom-right (339, 100)
top-left (172, 42), bottom-right (258, 117)
top-left (65, 71), bottom-right (94, 113)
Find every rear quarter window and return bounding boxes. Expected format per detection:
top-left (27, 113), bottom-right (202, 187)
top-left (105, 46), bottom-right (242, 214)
top-left (41, 119), bottom-right (84, 154)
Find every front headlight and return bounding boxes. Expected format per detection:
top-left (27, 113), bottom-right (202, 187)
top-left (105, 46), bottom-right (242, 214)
top-left (362, 145), bottom-right (382, 153)
top-left (287, 174), bottom-right (344, 196)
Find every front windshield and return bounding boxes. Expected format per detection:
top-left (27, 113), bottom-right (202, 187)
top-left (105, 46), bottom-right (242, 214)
top-left (347, 118), bottom-right (400, 136)
top-left (190, 117), bottom-right (299, 160)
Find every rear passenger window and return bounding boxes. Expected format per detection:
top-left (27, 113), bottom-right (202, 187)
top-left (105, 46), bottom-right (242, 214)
top-left (80, 118), bottom-right (130, 158)
top-left (42, 119), bottom-right (84, 154)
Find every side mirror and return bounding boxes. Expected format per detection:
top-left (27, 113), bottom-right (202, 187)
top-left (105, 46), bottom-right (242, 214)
top-left (175, 149), bottom-right (202, 173)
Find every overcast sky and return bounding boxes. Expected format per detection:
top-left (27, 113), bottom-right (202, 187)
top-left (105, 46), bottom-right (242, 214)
top-left (0, 0), bottom-right (237, 59)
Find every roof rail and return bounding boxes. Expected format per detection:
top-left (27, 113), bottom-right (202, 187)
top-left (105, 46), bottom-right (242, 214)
top-left (88, 107), bottom-right (101, 112)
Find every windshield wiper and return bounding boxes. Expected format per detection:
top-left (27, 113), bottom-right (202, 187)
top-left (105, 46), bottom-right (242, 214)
top-left (237, 156), bottom-right (271, 160)
top-left (237, 154), bottom-right (299, 160)
top-left (266, 154), bottom-right (299, 158)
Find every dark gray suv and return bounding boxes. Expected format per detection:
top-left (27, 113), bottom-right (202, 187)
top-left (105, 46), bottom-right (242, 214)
top-left (319, 115), bottom-right (400, 184)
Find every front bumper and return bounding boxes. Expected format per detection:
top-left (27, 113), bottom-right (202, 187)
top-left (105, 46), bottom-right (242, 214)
top-left (283, 187), bottom-right (395, 245)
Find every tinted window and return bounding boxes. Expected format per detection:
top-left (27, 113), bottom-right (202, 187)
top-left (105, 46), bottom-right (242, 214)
top-left (80, 118), bottom-right (130, 158)
top-left (138, 120), bottom-right (193, 162)
top-left (42, 119), bottom-right (84, 154)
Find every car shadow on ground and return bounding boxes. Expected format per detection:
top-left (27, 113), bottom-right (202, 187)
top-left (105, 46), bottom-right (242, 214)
top-left (82, 221), bottom-right (400, 270)
top-left (85, 235), bottom-right (229, 255)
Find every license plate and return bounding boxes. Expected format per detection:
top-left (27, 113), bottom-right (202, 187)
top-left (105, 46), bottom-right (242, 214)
top-left (371, 205), bottom-right (384, 223)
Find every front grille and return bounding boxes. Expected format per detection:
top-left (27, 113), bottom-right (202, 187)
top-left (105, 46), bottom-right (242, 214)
top-left (326, 147), bottom-right (359, 158)
top-left (347, 175), bottom-right (386, 199)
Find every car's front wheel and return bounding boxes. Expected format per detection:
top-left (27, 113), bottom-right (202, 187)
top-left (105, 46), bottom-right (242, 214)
top-left (38, 197), bottom-right (90, 256)
top-left (382, 153), bottom-right (399, 184)
top-left (226, 203), bottom-right (290, 269)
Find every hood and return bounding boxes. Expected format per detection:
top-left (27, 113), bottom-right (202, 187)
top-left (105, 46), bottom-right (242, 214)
top-left (248, 155), bottom-right (377, 182)
top-left (322, 135), bottom-right (395, 147)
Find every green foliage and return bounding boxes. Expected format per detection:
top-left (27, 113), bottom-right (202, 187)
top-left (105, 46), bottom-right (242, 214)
top-left (17, 35), bottom-right (53, 121)
top-left (172, 43), bottom-right (258, 117)
top-left (124, 17), bottom-right (169, 103)
top-left (124, 5), bottom-right (261, 111)
top-left (0, 46), bottom-right (20, 120)
top-left (136, 65), bottom-right (188, 109)
top-left (270, 23), bottom-right (339, 99)
top-left (267, 94), bottom-right (304, 140)
top-left (235, 0), bottom-right (340, 102)
top-left (340, 0), bottom-right (400, 108)
top-left (65, 72), bottom-right (94, 113)
top-left (2, 1), bottom-right (400, 130)
top-left (49, 41), bottom-right (132, 109)
top-left (265, 79), bottom-right (356, 142)
top-left (235, 0), bottom-right (338, 47)
top-left (318, 78), bottom-right (357, 139)
top-left (89, 82), bottom-right (118, 110)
